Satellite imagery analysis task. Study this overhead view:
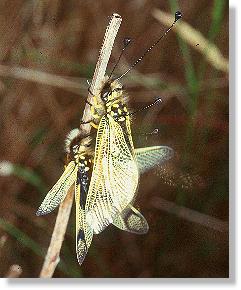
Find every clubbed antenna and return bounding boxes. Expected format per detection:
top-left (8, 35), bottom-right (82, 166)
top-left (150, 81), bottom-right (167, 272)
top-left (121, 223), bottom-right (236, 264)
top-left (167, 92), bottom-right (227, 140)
top-left (108, 37), bottom-right (132, 79)
top-left (128, 97), bottom-right (163, 116)
top-left (115, 11), bottom-right (182, 82)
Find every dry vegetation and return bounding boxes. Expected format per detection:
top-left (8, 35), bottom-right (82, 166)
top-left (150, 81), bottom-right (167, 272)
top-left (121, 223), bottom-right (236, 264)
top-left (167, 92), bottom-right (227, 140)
top-left (0, 0), bottom-right (228, 278)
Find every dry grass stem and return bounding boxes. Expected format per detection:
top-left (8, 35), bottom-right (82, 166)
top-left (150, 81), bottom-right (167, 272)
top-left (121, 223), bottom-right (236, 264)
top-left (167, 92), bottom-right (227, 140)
top-left (0, 64), bottom-right (83, 95)
top-left (150, 197), bottom-right (228, 233)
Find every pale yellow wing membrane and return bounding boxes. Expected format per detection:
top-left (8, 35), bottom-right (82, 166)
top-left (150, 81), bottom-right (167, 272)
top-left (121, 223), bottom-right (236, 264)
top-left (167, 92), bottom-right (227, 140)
top-left (75, 182), bottom-right (93, 265)
top-left (108, 116), bottom-right (138, 210)
top-left (112, 205), bottom-right (149, 234)
top-left (135, 146), bottom-right (174, 174)
top-left (85, 117), bottom-right (112, 233)
top-left (86, 116), bottom-right (139, 234)
top-left (112, 146), bottom-right (174, 234)
top-left (36, 161), bottom-right (77, 216)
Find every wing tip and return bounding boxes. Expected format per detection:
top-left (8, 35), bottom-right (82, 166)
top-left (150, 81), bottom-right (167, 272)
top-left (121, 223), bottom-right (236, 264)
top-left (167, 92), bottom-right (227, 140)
top-left (169, 146), bottom-right (175, 158)
top-left (163, 146), bottom-right (174, 160)
top-left (76, 241), bottom-right (88, 266)
top-left (36, 208), bottom-right (49, 216)
top-left (76, 255), bottom-right (86, 266)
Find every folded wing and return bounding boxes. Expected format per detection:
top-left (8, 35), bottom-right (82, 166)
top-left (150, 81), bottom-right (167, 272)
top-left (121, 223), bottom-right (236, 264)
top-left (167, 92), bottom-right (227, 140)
top-left (75, 178), bottom-right (93, 265)
top-left (86, 116), bottom-right (139, 234)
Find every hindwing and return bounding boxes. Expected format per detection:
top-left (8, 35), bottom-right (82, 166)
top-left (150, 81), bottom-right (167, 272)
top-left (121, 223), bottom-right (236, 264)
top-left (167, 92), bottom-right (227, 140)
top-left (135, 146), bottom-right (174, 174)
top-left (112, 205), bottom-right (149, 234)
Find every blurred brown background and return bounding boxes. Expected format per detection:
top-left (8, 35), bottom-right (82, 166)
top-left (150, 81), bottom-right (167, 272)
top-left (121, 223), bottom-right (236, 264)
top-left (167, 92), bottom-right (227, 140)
top-left (0, 0), bottom-right (228, 278)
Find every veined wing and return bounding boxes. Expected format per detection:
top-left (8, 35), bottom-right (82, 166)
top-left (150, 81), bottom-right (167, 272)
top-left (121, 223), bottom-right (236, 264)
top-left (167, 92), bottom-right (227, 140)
top-left (36, 161), bottom-right (77, 216)
top-left (86, 116), bottom-right (139, 234)
top-left (112, 146), bottom-right (173, 234)
top-left (135, 146), bottom-right (174, 175)
top-left (75, 172), bottom-right (93, 265)
top-left (112, 205), bottom-right (149, 234)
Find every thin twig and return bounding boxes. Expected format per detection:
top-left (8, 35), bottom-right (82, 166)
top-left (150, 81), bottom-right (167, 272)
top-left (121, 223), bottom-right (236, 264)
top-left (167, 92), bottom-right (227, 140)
top-left (150, 197), bottom-right (228, 233)
top-left (39, 188), bottom-right (74, 277)
top-left (0, 64), bottom-right (83, 95)
top-left (39, 13), bottom-right (122, 278)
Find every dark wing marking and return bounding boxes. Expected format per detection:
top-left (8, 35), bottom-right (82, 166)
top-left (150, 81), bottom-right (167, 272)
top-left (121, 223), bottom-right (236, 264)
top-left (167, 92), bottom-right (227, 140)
top-left (112, 205), bottom-right (149, 234)
top-left (75, 180), bottom-right (93, 265)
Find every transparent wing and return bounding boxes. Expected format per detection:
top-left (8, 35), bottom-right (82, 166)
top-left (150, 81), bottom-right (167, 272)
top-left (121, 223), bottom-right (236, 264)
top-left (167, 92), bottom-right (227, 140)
top-left (86, 116), bottom-right (139, 234)
top-left (36, 161), bottom-right (77, 216)
top-left (112, 205), bottom-right (149, 234)
top-left (155, 164), bottom-right (205, 190)
top-left (75, 181), bottom-right (93, 266)
top-left (135, 146), bottom-right (174, 175)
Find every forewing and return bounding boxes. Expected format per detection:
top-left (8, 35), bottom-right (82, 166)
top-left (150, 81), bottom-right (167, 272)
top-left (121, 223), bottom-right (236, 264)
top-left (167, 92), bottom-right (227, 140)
top-left (75, 180), bottom-right (93, 266)
top-left (108, 117), bottom-right (139, 212)
top-left (36, 161), bottom-right (77, 216)
top-left (86, 116), bottom-right (139, 234)
top-left (135, 146), bottom-right (174, 175)
top-left (112, 205), bottom-right (149, 234)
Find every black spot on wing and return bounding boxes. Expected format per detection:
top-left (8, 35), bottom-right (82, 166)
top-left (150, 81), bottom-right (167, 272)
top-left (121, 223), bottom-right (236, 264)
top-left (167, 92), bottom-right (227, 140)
top-left (76, 229), bottom-right (88, 265)
top-left (76, 167), bottom-right (89, 210)
top-left (77, 228), bottom-right (85, 243)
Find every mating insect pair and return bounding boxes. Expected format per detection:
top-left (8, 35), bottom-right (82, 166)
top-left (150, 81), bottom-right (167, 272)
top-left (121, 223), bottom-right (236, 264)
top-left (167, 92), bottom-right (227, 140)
top-left (36, 11), bottom-right (182, 266)
top-left (36, 80), bottom-right (174, 265)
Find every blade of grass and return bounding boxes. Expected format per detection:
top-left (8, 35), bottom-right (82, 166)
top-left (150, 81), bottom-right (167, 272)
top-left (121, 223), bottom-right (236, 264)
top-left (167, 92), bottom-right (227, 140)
top-left (197, 0), bottom-right (227, 83)
top-left (0, 218), bottom-right (79, 277)
top-left (198, 0), bottom-right (227, 150)
top-left (168, 0), bottom-right (199, 110)
top-left (13, 165), bottom-right (47, 194)
top-left (0, 218), bottom-right (44, 257)
top-left (167, 2), bottom-right (200, 168)
top-left (0, 161), bottom-right (47, 194)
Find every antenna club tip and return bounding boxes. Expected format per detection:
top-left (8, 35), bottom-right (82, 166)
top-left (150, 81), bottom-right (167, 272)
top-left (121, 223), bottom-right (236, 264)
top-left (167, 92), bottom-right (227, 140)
top-left (112, 13), bottom-right (121, 19)
top-left (175, 11), bottom-right (182, 21)
top-left (155, 97), bottom-right (163, 103)
top-left (123, 37), bottom-right (132, 47)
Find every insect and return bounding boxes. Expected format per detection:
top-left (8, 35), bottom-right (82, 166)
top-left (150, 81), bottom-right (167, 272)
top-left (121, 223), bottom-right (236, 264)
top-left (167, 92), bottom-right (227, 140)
top-left (36, 131), bottom-right (95, 264)
top-left (82, 11), bottom-right (182, 234)
top-left (83, 82), bottom-right (172, 234)
top-left (36, 128), bottom-right (172, 264)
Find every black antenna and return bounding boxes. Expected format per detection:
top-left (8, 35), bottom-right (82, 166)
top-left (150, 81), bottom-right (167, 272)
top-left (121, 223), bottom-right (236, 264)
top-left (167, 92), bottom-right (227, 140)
top-left (128, 97), bottom-right (163, 116)
top-left (108, 37), bottom-right (132, 80)
top-left (115, 11), bottom-right (182, 82)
